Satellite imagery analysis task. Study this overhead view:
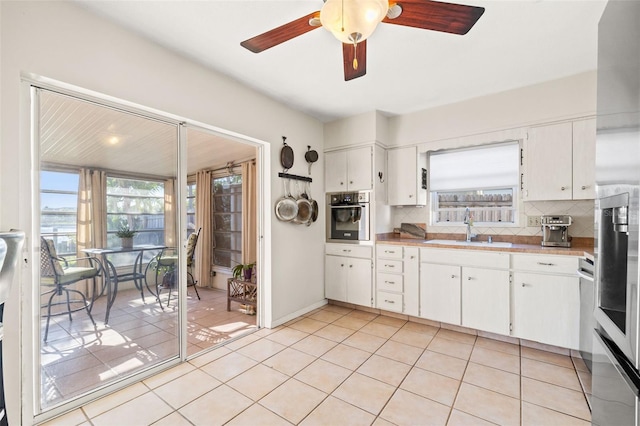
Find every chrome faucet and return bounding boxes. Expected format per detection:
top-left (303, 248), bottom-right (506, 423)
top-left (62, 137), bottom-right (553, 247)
top-left (463, 207), bottom-right (477, 242)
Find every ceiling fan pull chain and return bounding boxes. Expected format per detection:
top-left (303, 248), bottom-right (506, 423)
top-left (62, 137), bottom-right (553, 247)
top-left (353, 42), bottom-right (358, 70)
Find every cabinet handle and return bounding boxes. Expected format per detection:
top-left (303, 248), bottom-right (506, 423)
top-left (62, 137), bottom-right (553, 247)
top-left (342, 249), bottom-right (352, 253)
top-left (350, 181), bottom-right (353, 184)
top-left (409, 194), bottom-right (413, 198)
top-left (385, 250), bottom-right (395, 254)
top-left (410, 256), bottom-right (415, 259)
top-left (536, 262), bottom-right (555, 266)
top-left (451, 275), bottom-right (457, 279)
top-left (467, 276), bottom-right (474, 281)
top-left (582, 185), bottom-right (588, 190)
top-left (340, 264), bottom-right (344, 267)
top-left (522, 283), bottom-right (530, 287)
top-left (340, 182), bottom-right (344, 185)
top-left (384, 299), bottom-right (395, 304)
top-left (384, 280), bottom-right (396, 284)
top-left (385, 264), bottom-right (395, 268)
top-left (349, 264), bottom-right (353, 268)
top-left (561, 186), bottom-right (566, 191)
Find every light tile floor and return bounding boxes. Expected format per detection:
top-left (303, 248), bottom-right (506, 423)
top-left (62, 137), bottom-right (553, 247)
top-left (43, 303), bottom-right (592, 425)
top-left (41, 286), bottom-right (256, 408)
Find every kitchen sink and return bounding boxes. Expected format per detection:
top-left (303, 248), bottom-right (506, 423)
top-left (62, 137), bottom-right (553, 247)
top-left (424, 239), bottom-right (513, 248)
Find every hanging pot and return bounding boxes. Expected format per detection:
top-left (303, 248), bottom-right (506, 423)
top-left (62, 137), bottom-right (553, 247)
top-left (294, 181), bottom-right (312, 225)
top-left (275, 179), bottom-right (297, 222)
top-left (280, 137), bottom-right (294, 171)
top-left (305, 145), bottom-right (318, 175)
top-left (306, 181), bottom-right (319, 223)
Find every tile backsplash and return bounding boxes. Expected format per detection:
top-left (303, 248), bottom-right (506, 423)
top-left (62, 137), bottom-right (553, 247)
top-left (390, 200), bottom-right (595, 238)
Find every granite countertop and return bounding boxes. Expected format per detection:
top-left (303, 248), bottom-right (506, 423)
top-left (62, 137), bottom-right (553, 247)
top-left (377, 232), bottom-right (595, 257)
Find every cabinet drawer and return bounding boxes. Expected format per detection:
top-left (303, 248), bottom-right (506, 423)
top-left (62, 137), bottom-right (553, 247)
top-left (420, 248), bottom-right (509, 269)
top-left (512, 254), bottom-right (578, 275)
top-left (376, 245), bottom-right (403, 260)
top-left (326, 243), bottom-right (372, 259)
top-left (377, 291), bottom-right (403, 313)
top-left (378, 259), bottom-right (403, 273)
top-left (377, 272), bottom-right (404, 292)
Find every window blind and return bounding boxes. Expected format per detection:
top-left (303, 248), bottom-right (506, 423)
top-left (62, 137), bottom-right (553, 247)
top-left (429, 142), bottom-right (519, 191)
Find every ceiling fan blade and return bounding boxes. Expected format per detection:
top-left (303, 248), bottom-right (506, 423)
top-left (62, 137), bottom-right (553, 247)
top-left (383, 0), bottom-right (485, 35)
top-left (343, 40), bottom-right (367, 81)
top-left (241, 11), bottom-right (321, 53)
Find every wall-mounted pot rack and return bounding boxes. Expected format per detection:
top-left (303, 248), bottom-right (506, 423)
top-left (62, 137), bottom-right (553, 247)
top-left (278, 172), bottom-right (312, 183)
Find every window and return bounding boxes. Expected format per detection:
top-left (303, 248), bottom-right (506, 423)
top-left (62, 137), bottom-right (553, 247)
top-left (429, 142), bottom-right (519, 225)
top-left (106, 176), bottom-right (165, 246)
top-left (186, 182), bottom-right (196, 238)
top-left (212, 175), bottom-right (242, 269)
top-left (40, 170), bottom-right (80, 257)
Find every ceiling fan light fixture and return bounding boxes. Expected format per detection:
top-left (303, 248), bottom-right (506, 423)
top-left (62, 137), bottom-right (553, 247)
top-left (320, 0), bottom-right (388, 44)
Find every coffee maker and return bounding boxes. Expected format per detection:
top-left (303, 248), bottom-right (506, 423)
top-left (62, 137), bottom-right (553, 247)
top-left (541, 215), bottom-right (572, 247)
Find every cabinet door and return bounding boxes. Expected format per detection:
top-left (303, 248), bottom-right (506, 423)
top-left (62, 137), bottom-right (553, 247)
top-left (325, 151), bottom-right (348, 192)
top-left (462, 267), bottom-right (510, 335)
top-left (420, 263), bottom-right (461, 325)
top-left (347, 257), bottom-right (372, 306)
top-left (572, 118), bottom-right (596, 200)
top-left (513, 272), bottom-right (580, 349)
top-left (325, 255), bottom-right (347, 302)
top-left (388, 147), bottom-right (417, 205)
top-left (404, 247), bottom-right (420, 317)
top-left (526, 122), bottom-right (573, 201)
top-left (346, 146), bottom-right (372, 191)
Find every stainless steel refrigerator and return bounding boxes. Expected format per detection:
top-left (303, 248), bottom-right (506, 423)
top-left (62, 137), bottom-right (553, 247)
top-left (592, 1), bottom-right (640, 424)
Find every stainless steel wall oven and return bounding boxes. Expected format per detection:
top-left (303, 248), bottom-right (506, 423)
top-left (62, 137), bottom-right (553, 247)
top-left (326, 191), bottom-right (370, 242)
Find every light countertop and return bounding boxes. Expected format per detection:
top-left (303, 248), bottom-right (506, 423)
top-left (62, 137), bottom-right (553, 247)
top-left (376, 233), bottom-right (594, 257)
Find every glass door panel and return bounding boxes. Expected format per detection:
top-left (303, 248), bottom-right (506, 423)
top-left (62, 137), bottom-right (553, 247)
top-left (37, 88), bottom-right (180, 411)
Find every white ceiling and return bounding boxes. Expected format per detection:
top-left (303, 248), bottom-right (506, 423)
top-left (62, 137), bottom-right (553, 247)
top-left (40, 89), bottom-right (256, 176)
top-left (76, 0), bottom-right (608, 123)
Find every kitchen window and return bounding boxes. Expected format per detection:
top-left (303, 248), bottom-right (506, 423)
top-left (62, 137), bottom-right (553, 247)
top-left (429, 142), bottom-right (519, 225)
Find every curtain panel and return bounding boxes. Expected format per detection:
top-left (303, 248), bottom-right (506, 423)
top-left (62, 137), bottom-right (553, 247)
top-left (241, 161), bottom-right (257, 265)
top-left (76, 168), bottom-right (106, 295)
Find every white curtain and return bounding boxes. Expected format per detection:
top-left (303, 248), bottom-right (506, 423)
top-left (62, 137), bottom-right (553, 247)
top-left (76, 168), bottom-right (106, 295)
top-left (429, 142), bottom-right (519, 191)
top-left (241, 160), bottom-right (257, 265)
top-left (195, 170), bottom-right (212, 287)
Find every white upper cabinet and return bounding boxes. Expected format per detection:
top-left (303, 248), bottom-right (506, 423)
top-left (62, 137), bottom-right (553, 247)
top-left (524, 118), bottom-right (596, 201)
top-left (572, 118), bottom-right (596, 200)
top-left (325, 146), bottom-right (372, 192)
top-left (387, 146), bottom-right (427, 206)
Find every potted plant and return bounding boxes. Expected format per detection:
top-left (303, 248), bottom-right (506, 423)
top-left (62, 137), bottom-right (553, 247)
top-left (232, 262), bottom-right (255, 281)
top-left (116, 225), bottom-right (137, 248)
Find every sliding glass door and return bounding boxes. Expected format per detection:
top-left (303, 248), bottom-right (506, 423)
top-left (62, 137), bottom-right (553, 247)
top-left (36, 88), bottom-right (181, 412)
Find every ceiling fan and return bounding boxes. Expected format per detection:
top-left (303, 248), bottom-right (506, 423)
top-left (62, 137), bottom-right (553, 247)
top-left (241, 0), bottom-right (485, 81)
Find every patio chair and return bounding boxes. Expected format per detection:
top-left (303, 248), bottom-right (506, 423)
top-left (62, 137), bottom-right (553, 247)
top-left (40, 237), bottom-right (104, 342)
top-left (154, 228), bottom-right (201, 307)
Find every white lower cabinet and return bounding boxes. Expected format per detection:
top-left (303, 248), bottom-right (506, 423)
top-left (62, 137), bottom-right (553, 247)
top-left (419, 248), bottom-right (510, 334)
top-left (420, 263), bottom-right (461, 325)
top-left (512, 268), bottom-right (580, 350)
top-left (511, 253), bottom-right (580, 349)
top-left (325, 244), bottom-right (372, 307)
top-left (375, 245), bottom-right (419, 315)
top-left (461, 267), bottom-right (510, 335)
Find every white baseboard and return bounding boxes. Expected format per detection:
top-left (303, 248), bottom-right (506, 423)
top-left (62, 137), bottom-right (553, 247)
top-left (269, 299), bottom-right (328, 328)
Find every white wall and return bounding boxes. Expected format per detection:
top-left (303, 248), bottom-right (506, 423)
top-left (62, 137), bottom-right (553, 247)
top-left (1, 2), bottom-right (326, 423)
